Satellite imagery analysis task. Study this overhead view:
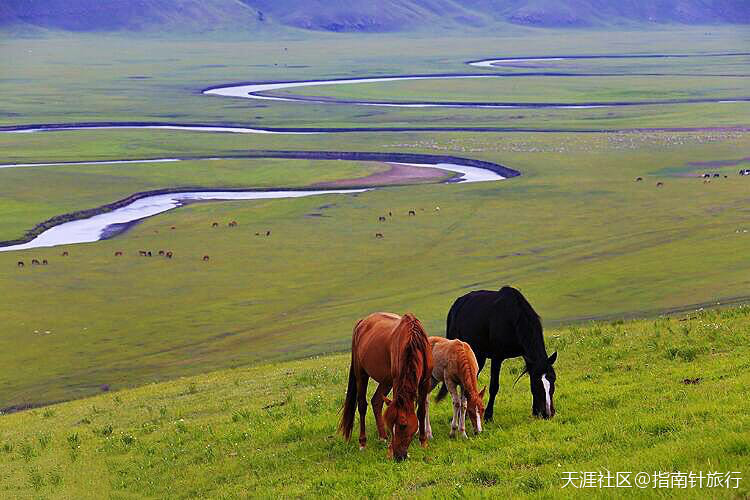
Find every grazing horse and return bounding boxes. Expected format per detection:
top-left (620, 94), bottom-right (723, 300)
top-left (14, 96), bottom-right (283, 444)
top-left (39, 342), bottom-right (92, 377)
top-left (212, 222), bottom-right (219, 227)
top-left (635, 177), bottom-right (643, 182)
top-left (114, 251), bottom-right (123, 256)
top-left (408, 210), bottom-right (416, 216)
top-left (446, 286), bottom-right (557, 421)
top-left (228, 221), bottom-right (238, 227)
top-left (656, 182), bottom-right (664, 187)
top-left (375, 232), bottom-right (384, 239)
top-left (147, 251), bottom-right (152, 257)
top-left (42, 260), bottom-right (48, 265)
top-left (17, 261), bottom-right (24, 268)
top-left (266, 230), bottom-right (271, 236)
top-left (428, 337), bottom-right (485, 438)
top-left (166, 251), bottom-right (173, 259)
top-left (158, 250), bottom-right (165, 256)
top-left (378, 216), bottom-right (386, 222)
top-left (62, 251), bottom-right (69, 257)
top-left (202, 255), bottom-right (210, 261)
top-left (139, 250), bottom-right (147, 256)
top-left (31, 259), bottom-right (40, 265)
top-left (339, 312), bottom-right (433, 461)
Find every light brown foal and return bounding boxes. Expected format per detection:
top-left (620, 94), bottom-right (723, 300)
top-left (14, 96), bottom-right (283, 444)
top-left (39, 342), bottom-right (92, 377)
top-left (427, 336), bottom-right (486, 438)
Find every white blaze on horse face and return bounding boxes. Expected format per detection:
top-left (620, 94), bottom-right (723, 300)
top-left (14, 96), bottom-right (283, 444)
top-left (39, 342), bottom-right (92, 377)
top-left (475, 409), bottom-right (482, 433)
top-left (542, 374), bottom-right (552, 416)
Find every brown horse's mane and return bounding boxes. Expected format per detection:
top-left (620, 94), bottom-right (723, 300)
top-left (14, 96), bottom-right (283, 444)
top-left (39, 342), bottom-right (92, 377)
top-left (393, 313), bottom-right (429, 405)
top-left (458, 343), bottom-right (481, 400)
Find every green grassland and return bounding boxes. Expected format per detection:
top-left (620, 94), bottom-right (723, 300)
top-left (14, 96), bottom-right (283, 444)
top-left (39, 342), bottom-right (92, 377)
top-left (0, 307), bottom-right (748, 497)
top-left (1, 28), bottom-right (749, 130)
top-left (1, 26), bottom-right (750, 496)
top-left (0, 158), bottom-right (389, 241)
top-left (268, 74), bottom-right (750, 104)
top-left (1, 127), bottom-right (750, 408)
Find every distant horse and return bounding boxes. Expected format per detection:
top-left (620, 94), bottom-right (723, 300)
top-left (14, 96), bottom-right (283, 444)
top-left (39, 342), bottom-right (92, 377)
top-left (228, 221), bottom-right (238, 227)
top-left (428, 337), bottom-right (485, 438)
top-left (375, 233), bottom-right (384, 239)
top-left (139, 250), bottom-right (147, 256)
top-left (62, 251), bottom-right (69, 257)
top-left (635, 177), bottom-right (643, 182)
top-left (166, 251), bottom-right (173, 259)
top-left (42, 260), bottom-right (48, 265)
top-left (147, 251), bottom-right (152, 257)
top-left (114, 251), bottom-right (123, 256)
top-left (202, 255), bottom-right (210, 261)
top-left (212, 222), bottom-right (219, 227)
top-left (31, 259), bottom-right (40, 265)
top-left (158, 250), bottom-right (165, 256)
top-left (379, 216), bottom-right (386, 222)
top-left (656, 182), bottom-right (664, 187)
top-left (340, 312), bottom-right (433, 460)
top-left (388, 211), bottom-right (393, 217)
top-left (170, 226), bottom-right (176, 230)
top-left (408, 210), bottom-right (416, 216)
top-left (446, 286), bottom-right (557, 421)
top-left (17, 261), bottom-right (24, 268)
top-left (266, 230), bottom-right (271, 236)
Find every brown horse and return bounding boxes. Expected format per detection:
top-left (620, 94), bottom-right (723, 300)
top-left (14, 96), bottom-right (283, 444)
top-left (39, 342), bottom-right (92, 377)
top-left (428, 337), bottom-right (485, 438)
top-left (339, 312), bottom-right (433, 460)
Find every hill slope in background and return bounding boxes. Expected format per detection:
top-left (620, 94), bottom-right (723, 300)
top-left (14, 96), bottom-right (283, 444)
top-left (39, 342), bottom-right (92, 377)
top-left (1, 0), bottom-right (749, 33)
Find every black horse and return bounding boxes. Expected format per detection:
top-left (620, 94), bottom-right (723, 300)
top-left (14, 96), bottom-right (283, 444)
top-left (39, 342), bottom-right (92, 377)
top-left (442, 286), bottom-right (557, 421)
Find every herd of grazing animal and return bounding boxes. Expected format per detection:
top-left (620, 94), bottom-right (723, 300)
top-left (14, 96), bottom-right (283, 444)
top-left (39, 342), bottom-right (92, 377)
top-left (340, 286), bottom-right (557, 460)
top-left (374, 208), bottom-right (437, 239)
top-left (14, 219), bottom-right (279, 268)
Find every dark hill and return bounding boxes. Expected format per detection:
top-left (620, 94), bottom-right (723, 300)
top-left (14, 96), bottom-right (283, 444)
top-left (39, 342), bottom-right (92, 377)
top-left (1, 0), bottom-right (748, 32)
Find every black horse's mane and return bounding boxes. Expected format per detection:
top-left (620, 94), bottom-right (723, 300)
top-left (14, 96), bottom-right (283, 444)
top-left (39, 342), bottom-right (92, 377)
top-left (501, 286), bottom-right (542, 333)
top-left (500, 286), bottom-right (548, 385)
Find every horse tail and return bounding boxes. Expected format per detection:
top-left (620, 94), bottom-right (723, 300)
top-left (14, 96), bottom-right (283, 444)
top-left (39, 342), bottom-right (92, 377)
top-left (435, 383), bottom-right (449, 402)
top-left (338, 320), bottom-right (361, 440)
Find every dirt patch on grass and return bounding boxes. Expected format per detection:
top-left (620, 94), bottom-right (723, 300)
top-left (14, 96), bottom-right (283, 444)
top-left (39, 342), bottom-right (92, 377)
top-left (314, 163), bottom-right (455, 188)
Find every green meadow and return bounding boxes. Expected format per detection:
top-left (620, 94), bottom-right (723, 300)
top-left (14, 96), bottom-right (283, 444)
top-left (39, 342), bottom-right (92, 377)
top-left (0, 307), bottom-right (748, 497)
top-left (0, 24), bottom-right (749, 496)
top-left (1, 127), bottom-right (750, 407)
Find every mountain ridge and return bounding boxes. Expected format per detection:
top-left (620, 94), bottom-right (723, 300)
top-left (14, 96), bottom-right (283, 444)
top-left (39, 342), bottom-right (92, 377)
top-left (1, 0), bottom-right (749, 33)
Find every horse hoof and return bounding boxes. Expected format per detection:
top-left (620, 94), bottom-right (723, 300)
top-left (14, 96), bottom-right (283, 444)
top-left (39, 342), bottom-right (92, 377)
top-left (461, 433), bottom-right (468, 439)
top-left (359, 445), bottom-right (366, 451)
top-left (421, 440), bottom-right (429, 449)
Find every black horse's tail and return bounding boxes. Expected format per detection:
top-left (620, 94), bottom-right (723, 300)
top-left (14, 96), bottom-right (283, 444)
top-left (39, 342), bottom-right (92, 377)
top-left (338, 321), bottom-right (361, 440)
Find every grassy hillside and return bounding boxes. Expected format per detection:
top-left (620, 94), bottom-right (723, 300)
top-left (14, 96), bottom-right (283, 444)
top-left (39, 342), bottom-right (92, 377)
top-left (2, 127), bottom-right (750, 409)
top-left (1, 306), bottom-right (748, 497)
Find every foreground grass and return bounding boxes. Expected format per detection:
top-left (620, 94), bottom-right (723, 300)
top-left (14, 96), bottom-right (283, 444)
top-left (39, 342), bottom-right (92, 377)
top-left (1, 306), bottom-right (748, 498)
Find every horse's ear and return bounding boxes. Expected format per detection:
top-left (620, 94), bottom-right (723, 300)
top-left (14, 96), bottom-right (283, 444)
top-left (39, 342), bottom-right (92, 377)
top-left (383, 396), bottom-right (392, 406)
top-left (479, 387), bottom-right (486, 400)
top-left (548, 351), bottom-right (558, 366)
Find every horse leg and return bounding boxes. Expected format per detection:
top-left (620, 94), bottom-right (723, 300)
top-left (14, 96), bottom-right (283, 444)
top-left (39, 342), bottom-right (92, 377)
top-left (485, 358), bottom-right (502, 422)
top-left (447, 381), bottom-right (460, 438)
top-left (424, 397), bottom-right (433, 440)
top-left (417, 382), bottom-right (429, 448)
top-left (357, 375), bottom-right (370, 450)
top-left (459, 387), bottom-right (468, 439)
top-left (371, 383), bottom-right (391, 441)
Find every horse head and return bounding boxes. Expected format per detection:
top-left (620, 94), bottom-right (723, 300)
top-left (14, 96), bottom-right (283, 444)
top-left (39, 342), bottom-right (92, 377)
top-left (383, 396), bottom-right (418, 461)
top-left (467, 387), bottom-right (486, 433)
top-left (529, 352), bottom-right (557, 419)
